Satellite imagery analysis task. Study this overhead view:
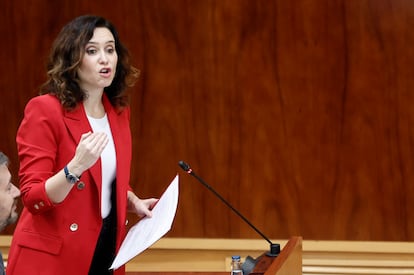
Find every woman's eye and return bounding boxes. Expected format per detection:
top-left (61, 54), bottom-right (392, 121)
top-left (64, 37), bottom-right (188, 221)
top-left (106, 47), bottom-right (115, 54)
top-left (86, 48), bottom-right (97, 55)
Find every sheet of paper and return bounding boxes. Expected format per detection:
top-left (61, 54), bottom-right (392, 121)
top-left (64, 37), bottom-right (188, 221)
top-left (110, 174), bottom-right (179, 270)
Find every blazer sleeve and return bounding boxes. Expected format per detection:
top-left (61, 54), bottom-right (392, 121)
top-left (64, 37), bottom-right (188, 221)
top-left (16, 96), bottom-right (62, 214)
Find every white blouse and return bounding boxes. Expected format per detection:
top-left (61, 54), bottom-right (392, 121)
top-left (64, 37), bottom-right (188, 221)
top-left (87, 113), bottom-right (117, 219)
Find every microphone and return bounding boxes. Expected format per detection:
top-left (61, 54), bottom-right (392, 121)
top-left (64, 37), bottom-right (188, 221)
top-left (178, 160), bottom-right (280, 259)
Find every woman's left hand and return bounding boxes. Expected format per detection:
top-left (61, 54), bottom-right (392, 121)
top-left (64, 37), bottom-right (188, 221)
top-left (127, 191), bottom-right (159, 218)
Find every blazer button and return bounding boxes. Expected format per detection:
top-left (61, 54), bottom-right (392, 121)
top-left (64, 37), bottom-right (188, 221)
top-left (77, 181), bottom-right (85, 190)
top-left (70, 223), bottom-right (78, 232)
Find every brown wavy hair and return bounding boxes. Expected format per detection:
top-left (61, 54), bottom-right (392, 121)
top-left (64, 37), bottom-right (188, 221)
top-left (40, 15), bottom-right (139, 111)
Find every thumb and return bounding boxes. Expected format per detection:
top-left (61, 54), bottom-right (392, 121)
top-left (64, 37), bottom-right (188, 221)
top-left (79, 131), bottom-right (92, 141)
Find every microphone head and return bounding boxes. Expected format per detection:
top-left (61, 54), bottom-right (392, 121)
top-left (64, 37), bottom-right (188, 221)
top-left (178, 160), bottom-right (191, 172)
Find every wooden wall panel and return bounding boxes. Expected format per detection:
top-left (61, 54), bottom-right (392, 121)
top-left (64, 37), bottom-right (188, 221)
top-left (1, 0), bottom-right (414, 241)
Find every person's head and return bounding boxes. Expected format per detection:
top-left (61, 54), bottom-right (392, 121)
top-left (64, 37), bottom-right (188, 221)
top-left (0, 152), bottom-right (20, 231)
top-left (40, 15), bottom-right (139, 111)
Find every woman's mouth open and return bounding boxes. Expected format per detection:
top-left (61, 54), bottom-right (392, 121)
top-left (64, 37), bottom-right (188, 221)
top-left (99, 68), bottom-right (112, 78)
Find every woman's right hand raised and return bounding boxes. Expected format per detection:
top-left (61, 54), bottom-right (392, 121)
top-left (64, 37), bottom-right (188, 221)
top-left (45, 131), bottom-right (109, 203)
top-left (69, 131), bottom-right (109, 176)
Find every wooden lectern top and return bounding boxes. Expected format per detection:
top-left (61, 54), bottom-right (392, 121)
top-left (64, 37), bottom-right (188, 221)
top-left (126, 236), bottom-right (302, 275)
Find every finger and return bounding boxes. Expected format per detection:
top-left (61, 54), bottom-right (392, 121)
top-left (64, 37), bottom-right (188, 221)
top-left (79, 131), bottom-right (92, 142)
top-left (149, 199), bottom-right (159, 210)
top-left (144, 209), bottom-right (152, 218)
top-left (86, 132), bottom-right (104, 143)
top-left (96, 133), bottom-right (109, 148)
top-left (86, 132), bottom-right (106, 145)
top-left (80, 132), bottom-right (99, 146)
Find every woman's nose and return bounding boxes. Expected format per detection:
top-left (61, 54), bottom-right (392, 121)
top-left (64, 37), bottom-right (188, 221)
top-left (99, 52), bottom-right (109, 64)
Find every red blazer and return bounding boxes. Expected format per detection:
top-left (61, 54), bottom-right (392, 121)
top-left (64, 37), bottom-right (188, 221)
top-left (8, 94), bottom-right (132, 275)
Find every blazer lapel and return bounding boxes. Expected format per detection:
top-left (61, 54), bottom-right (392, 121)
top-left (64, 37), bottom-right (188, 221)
top-left (102, 95), bottom-right (130, 185)
top-left (63, 103), bottom-right (90, 143)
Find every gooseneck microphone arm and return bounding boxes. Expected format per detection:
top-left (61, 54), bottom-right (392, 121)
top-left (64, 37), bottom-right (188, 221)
top-left (178, 160), bottom-right (280, 256)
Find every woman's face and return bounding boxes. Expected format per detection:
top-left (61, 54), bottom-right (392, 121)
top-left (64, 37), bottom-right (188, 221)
top-left (77, 27), bottom-right (118, 93)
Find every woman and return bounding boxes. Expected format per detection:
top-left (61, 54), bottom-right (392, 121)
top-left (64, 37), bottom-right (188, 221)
top-left (7, 15), bottom-right (158, 275)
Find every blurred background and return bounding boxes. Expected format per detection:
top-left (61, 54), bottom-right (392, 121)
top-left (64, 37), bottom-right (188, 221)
top-left (1, 0), bottom-right (414, 242)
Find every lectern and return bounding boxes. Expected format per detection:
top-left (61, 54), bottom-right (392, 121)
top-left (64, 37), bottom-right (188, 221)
top-left (126, 236), bottom-right (302, 275)
top-left (251, 236), bottom-right (302, 275)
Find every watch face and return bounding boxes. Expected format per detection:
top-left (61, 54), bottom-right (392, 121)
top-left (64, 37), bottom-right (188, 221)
top-left (64, 166), bottom-right (79, 184)
top-left (67, 173), bottom-right (79, 184)
top-left (68, 175), bottom-right (77, 184)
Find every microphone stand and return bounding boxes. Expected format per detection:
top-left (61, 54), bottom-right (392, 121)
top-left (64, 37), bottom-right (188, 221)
top-left (178, 160), bottom-right (280, 257)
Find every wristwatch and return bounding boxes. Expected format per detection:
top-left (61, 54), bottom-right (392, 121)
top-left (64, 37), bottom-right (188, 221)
top-left (64, 166), bottom-right (80, 184)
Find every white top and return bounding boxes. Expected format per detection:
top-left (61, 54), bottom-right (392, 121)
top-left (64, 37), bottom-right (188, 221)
top-left (87, 113), bottom-right (117, 218)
